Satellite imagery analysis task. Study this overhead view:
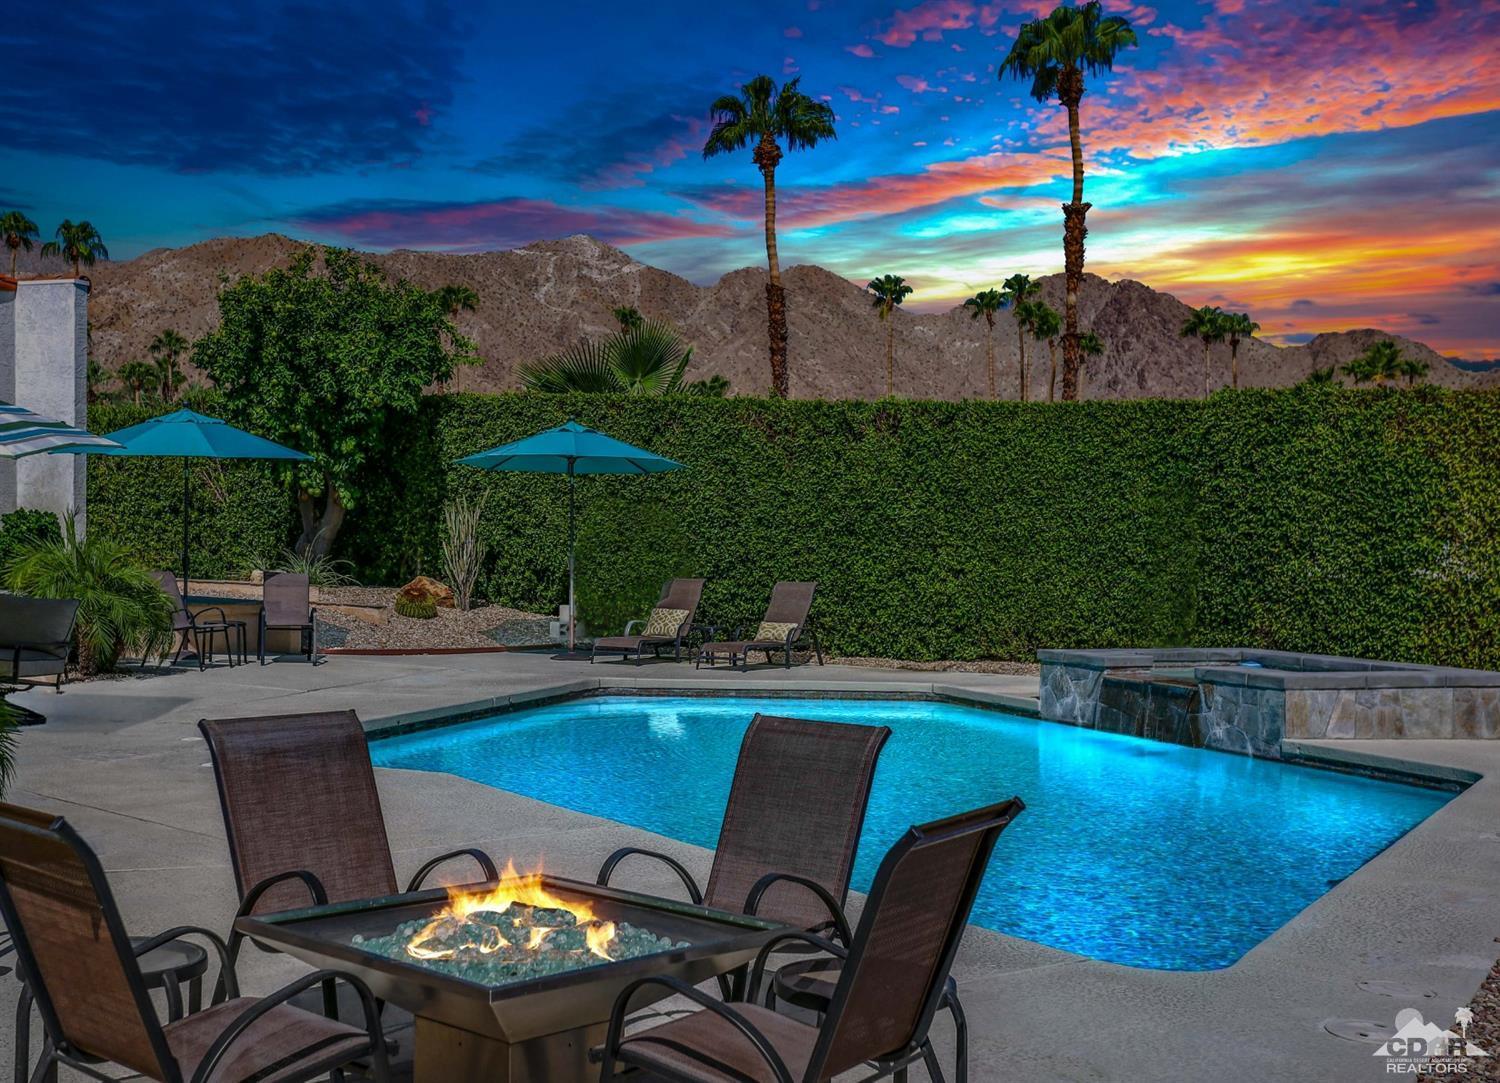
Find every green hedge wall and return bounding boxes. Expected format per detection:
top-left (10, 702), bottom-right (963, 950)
top-left (84, 389), bottom-right (1500, 667)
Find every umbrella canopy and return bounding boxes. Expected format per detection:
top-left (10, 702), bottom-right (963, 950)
top-left (0, 400), bottom-right (122, 458)
top-left (457, 420), bottom-right (684, 654)
top-left (85, 409), bottom-right (311, 599)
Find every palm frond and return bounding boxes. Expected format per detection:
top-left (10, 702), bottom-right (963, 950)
top-left (519, 339), bottom-right (621, 393)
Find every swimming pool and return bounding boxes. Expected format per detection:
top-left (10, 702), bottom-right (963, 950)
top-left (370, 695), bottom-right (1452, 970)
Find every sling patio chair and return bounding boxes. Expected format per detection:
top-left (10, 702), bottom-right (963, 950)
top-left (258, 571), bottom-right (319, 665)
top-left (152, 571), bottom-right (241, 670)
top-left (0, 801), bottom-right (390, 1083)
top-left (695, 581), bottom-right (824, 671)
top-left (598, 714), bottom-right (890, 996)
top-left (591, 577), bottom-right (707, 665)
top-left (198, 710), bottom-right (499, 969)
top-left (0, 596), bottom-right (78, 694)
top-left (597, 798), bottom-right (1025, 1083)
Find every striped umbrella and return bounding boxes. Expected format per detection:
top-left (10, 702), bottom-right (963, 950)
top-left (0, 400), bottom-right (122, 458)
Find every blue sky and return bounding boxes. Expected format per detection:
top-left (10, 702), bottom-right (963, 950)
top-left (3, 0), bottom-right (1497, 355)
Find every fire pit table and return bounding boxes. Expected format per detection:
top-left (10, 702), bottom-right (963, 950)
top-left (234, 869), bottom-right (785, 1082)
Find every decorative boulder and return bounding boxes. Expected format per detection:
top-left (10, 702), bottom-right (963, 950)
top-left (398, 576), bottom-right (456, 608)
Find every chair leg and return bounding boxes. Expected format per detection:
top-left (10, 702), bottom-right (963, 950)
top-left (920, 1043), bottom-right (947, 1083)
top-left (946, 989), bottom-right (968, 1083)
top-left (15, 979), bottom-right (31, 1083)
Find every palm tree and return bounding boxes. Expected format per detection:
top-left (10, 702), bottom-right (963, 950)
top-left (1029, 302), bottom-right (1062, 401)
top-left (117, 360), bottom-right (158, 405)
top-left (610, 305), bottom-right (644, 332)
top-left (1078, 329), bottom-right (1105, 398)
top-left (1222, 312), bottom-right (1260, 390)
top-left (1001, 274), bottom-right (1041, 401)
top-left (867, 275), bottom-right (914, 396)
top-left (519, 320), bottom-right (694, 394)
top-left (148, 328), bottom-right (190, 403)
top-left (1, 211), bottom-right (40, 277)
top-left (85, 359), bottom-right (113, 405)
top-left (1342, 339), bottom-right (1410, 388)
top-left (1180, 305), bottom-right (1226, 397)
top-left (433, 284), bottom-right (479, 319)
top-left (962, 289), bottom-right (1005, 398)
top-left (1399, 354), bottom-right (1429, 387)
top-left (1000, 3), bottom-right (1136, 400)
top-left (1300, 365), bottom-right (1338, 388)
top-left (39, 220), bottom-right (108, 278)
top-left (703, 75), bottom-right (837, 399)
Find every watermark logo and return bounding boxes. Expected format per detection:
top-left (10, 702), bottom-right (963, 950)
top-left (1374, 1007), bottom-right (1487, 1075)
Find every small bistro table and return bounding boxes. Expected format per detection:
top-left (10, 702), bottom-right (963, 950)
top-left (235, 874), bottom-right (784, 1082)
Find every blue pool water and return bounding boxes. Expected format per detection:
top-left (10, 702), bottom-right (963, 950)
top-left (370, 696), bottom-right (1451, 970)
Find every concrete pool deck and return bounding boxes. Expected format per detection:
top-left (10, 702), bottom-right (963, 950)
top-left (5, 650), bottom-right (1498, 1081)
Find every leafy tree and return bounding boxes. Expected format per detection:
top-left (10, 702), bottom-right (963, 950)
top-left (1078, 329), bottom-right (1105, 398)
top-left (1029, 301), bottom-right (1063, 401)
top-left (1, 211), bottom-right (39, 277)
top-left (193, 247), bottom-right (473, 558)
top-left (1001, 273), bottom-right (1041, 401)
top-left (117, 360), bottom-right (158, 405)
top-left (149, 328), bottom-right (190, 403)
top-left (1222, 312), bottom-right (1260, 390)
top-left (867, 274), bottom-right (913, 396)
top-left (1180, 305), bottom-right (1226, 398)
top-left (703, 75), bottom-right (836, 398)
top-left (1342, 339), bottom-right (1416, 389)
top-left (519, 320), bottom-right (694, 395)
top-left (39, 220), bottom-right (108, 277)
top-left (610, 305), bottom-right (644, 332)
top-left (1001, 2), bottom-right (1136, 400)
top-left (962, 289), bottom-right (1005, 399)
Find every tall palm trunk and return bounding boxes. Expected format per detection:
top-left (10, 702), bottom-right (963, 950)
top-left (754, 134), bottom-right (789, 398)
top-left (7, 245), bottom-right (16, 277)
top-left (1230, 340), bottom-right (1240, 389)
top-left (884, 316), bottom-right (896, 396)
top-left (1015, 319), bottom-right (1028, 402)
top-left (1047, 340), bottom-right (1058, 402)
top-left (1202, 342), bottom-right (1211, 398)
top-left (984, 313), bottom-right (996, 398)
top-left (1059, 67), bottom-right (1089, 402)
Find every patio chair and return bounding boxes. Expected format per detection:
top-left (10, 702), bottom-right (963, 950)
top-left (152, 571), bottom-right (239, 670)
top-left (259, 571), bottom-right (319, 665)
top-left (696, 581), bottom-right (824, 671)
top-left (0, 801), bottom-right (390, 1083)
top-left (591, 578), bottom-right (707, 665)
top-left (0, 596), bottom-right (77, 693)
top-left (599, 797), bottom-right (1024, 1083)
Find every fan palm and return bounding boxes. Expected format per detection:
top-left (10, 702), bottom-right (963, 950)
top-left (1078, 329), bottom-right (1105, 398)
top-left (149, 328), bottom-right (190, 402)
top-left (1301, 365), bottom-right (1338, 388)
top-left (117, 360), bottom-right (159, 405)
top-left (703, 75), bottom-right (836, 399)
top-left (433, 284), bottom-right (479, 319)
top-left (610, 305), bottom-right (644, 332)
top-left (1342, 340), bottom-right (1410, 389)
top-left (519, 320), bottom-right (694, 394)
top-left (1001, 274), bottom-right (1041, 401)
top-left (1222, 312), bottom-right (1260, 390)
top-left (39, 220), bottom-right (108, 278)
top-left (1180, 305), bottom-right (1226, 398)
top-left (1001, 3), bottom-right (1136, 400)
top-left (1, 211), bottom-right (40, 277)
top-left (962, 289), bottom-right (1005, 399)
top-left (1029, 302), bottom-right (1063, 401)
top-left (867, 275), bottom-right (913, 396)
top-left (5, 513), bottom-right (173, 675)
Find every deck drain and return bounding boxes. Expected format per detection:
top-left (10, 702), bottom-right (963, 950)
top-left (1358, 980), bottom-right (1437, 1000)
top-left (1323, 1018), bottom-right (1396, 1044)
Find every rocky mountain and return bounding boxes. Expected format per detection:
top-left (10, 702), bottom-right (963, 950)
top-left (22, 233), bottom-right (1496, 400)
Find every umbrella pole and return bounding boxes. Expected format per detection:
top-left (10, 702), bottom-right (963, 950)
top-left (567, 465), bottom-right (576, 652)
top-left (181, 458), bottom-right (191, 598)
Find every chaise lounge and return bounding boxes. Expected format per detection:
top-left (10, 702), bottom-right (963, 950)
top-left (696, 581), bottom-right (824, 670)
top-left (0, 596), bottom-right (78, 694)
top-left (591, 577), bottom-right (706, 665)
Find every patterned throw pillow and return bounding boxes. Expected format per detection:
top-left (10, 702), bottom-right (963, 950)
top-left (642, 607), bottom-right (690, 638)
top-left (754, 620), bottom-right (800, 643)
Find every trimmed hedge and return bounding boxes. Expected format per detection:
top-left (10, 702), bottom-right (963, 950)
top-left (85, 389), bottom-right (1500, 667)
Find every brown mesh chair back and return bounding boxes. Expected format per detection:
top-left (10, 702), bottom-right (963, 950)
top-left (657, 577), bottom-right (706, 618)
top-left (199, 710), bottom-right (399, 913)
top-left (262, 572), bottom-right (312, 626)
top-left (0, 803), bottom-right (177, 1081)
top-left (810, 798), bottom-right (1025, 1079)
top-left (702, 714), bottom-right (889, 930)
top-left (151, 570), bottom-right (192, 633)
top-left (762, 581), bottom-right (816, 630)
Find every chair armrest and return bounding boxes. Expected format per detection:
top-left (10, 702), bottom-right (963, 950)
top-left (743, 872), bottom-right (854, 946)
top-left (132, 924), bottom-right (242, 1001)
top-left (406, 847), bottom-right (500, 892)
top-left (596, 847), bottom-right (704, 905)
top-left (600, 975), bottom-right (795, 1083)
top-left (746, 930), bottom-right (848, 1004)
top-left (189, 606), bottom-right (229, 627)
top-left (236, 869), bottom-right (329, 916)
top-left (623, 619), bottom-right (644, 636)
top-left (189, 969), bottom-right (386, 1083)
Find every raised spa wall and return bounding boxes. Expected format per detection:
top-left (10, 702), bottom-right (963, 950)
top-left (1038, 648), bottom-right (1500, 759)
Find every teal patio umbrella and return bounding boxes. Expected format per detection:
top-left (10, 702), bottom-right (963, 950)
top-left (457, 419), bottom-right (684, 656)
top-left (82, 409), bottom-right (310, 596)
top-left (1, 400), bottom-right (121, 458)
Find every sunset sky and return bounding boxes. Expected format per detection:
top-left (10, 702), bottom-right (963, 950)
top-left (4, 0), bottom-right (1497, 357)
